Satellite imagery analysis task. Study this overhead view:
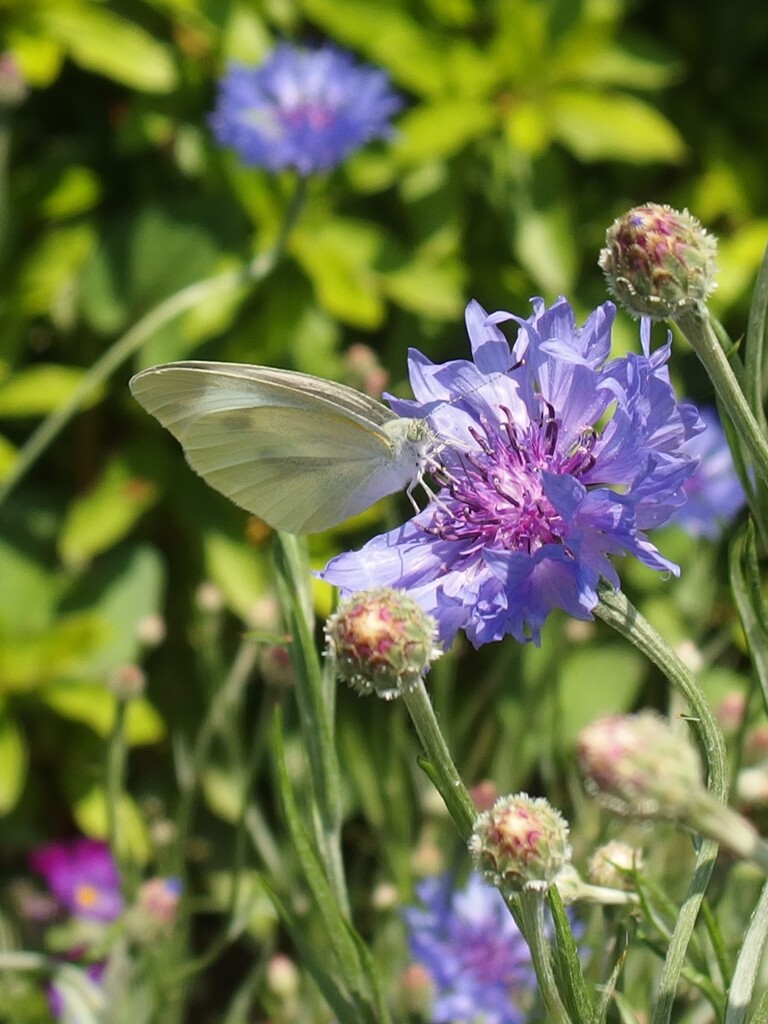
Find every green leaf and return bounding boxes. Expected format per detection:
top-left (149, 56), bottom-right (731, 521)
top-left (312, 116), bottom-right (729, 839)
top-left (555, 645), bottom-right (644, 750)
top-left (203, 531), bottom-right (270, 624)
top-left (291, 218), bottom-right (386, 329)
top-left (300, 0), bottom-right (447, 97)
top-left (40, 165), bottom-right (102, 221)
top-left (16, 223), bottom-right (95, 322)
top-left (59, 545), bottom-right (166, 677)
top-left (381, 256), bottom-right (464, 320)
top-left (59, 456), bottom-right (158, 568)
top-left (0, 700), bottom-right (28, 814)
top-left (0, 539), bottom-right (58, 632)
top-left (0, 435), bottom-right (16, 480)
top-left (80, 202), bottom-right (235, 338)
top-left (271, 712), bottom-right (368, 1000)
top-left (394, 100), bottom-right (497, 164)
top-left (550, 89), bottom-right (685, 163)
top-left (0, 365), bottom-right (104, 419)
top-left (32, 2), bottom-right (178, 93)
top-left (7, 27), bottom-right (64, 87)
top-left (69, 784), bottom-right (150, 863)
top-left (0, 613), bottom-right (109, 695)
top-left (38, 681), bottom-right (164, 745)
top-left (514, 203), bottom-right (578, 294)
top-left (202, 765), bottom-right (244, 823)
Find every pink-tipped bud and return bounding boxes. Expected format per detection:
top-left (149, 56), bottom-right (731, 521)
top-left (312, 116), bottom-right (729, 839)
top-left (397, 963), bottom-right (435, 1017)
top-left (599, 203), bottom-right (717, 320)
top-left (577, 711), bottom-right (703, 819)
top-left (107, 663), bottom-right (146, 700)
top-left (587, 840), bottom-right (644, 890)
top-left (469, 793), bottom-right (571, 892)
top-left (325, 588), bottom-right (440, 699)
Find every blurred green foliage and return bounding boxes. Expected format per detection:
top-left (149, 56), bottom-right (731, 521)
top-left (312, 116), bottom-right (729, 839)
top-left (0, 0), bottom-right (767, 1020)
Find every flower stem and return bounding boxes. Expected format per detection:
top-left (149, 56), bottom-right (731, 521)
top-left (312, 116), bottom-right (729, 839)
top-left (0, 177), bottom-right (307, 513)
top-left (725, 880), bottom-right (768, 1024)
top-left (105, 695), bottom-right (132, 901)
top-left (676, 304), bottom-right (768, 487)
top-left (517, 890), bottom-right (573, 1024)
top-left (399, 675), bottom-right (477, 841)
top-left (595, 586), bottom-right (728, 1024)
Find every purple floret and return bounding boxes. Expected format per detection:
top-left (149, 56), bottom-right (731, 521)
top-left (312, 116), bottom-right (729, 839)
top-left (403, 873), bottom-right (536, 1024)
top-left (210, 43), bottom-right (402, 174)
top-left (321, 298), bottom-right (702, 646)
top-left (28, 838), bottom-right (122, 923)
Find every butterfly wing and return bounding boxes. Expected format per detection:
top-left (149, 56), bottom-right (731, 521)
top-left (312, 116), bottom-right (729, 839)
top-left (130, 362), bottom-right (410, 533)
top-left (129, 361), bottom-right (398, 435)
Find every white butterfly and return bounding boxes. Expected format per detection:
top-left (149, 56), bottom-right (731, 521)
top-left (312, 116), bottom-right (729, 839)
top-left (129, 361), bottom-right (439, 534)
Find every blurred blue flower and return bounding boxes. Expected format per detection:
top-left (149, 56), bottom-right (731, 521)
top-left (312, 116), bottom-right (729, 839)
top-left (403, 873), bottom-right (536, 1024)
top-left (29, 838), bottom-right (122, 923)
top-left (209, 43), bottom-right (402, 174)
top-left (672, 405), bottom-right (746, 538)
top-left (322, 298), bottom-right (701, 646)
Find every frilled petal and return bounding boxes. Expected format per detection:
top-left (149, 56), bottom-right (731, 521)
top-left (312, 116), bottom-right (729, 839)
top-left (321, 297), bottom-right (699, 648)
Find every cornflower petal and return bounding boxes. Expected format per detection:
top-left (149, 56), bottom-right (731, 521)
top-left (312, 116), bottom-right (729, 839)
top-left (210, 43), bottom-right (401, 175)
top-left (321, 297), bottom-right (702, 647)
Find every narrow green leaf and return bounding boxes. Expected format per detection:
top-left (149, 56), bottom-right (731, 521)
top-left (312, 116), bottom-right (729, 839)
top-left (272, 533), bottom-right (340, 832)
top-left (744, 240), bottom-right (768, 426)
top-left (260, 878), bottom-right (367, 1024)
top-left (0, 365), bottom-right (104, 419)
top-left (0, 701), bottom-right (28, 814)
top-left (729, 521), bottom-right (768, 715)
top-left (550, 89), bottom-right (685, 163)
top-left (34, 3), bottom-right (178, 93)
top-left (271, 713), bottom-right (368, 997)
top-left (59, 456), bottom-right (158, 568)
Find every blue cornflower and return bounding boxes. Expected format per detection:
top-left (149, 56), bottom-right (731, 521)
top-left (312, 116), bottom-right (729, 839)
top-left (321, 298), bottom-right (702, 646)
top-left (403, 872), bottom-right (536, 1024)
top-left (671, 405), bottom-right (746, 539)
top-left (209, 43), bottom-right (402, 174)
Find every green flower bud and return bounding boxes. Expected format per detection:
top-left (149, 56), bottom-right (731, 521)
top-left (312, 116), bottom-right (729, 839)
top-left (599, 203), bottom-right (717, 320)
top-left (587, 840), bottom-right (644, 890)
top-left (469, 793), bottom-right (572, 892)
top-left (577, 711), bottom-right (703, 819)
top-left (325, 587), bottom-right (440, 700)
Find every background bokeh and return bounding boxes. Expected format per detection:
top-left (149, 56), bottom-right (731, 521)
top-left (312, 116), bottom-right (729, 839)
top-left (1, 1), bottom-right (767, 1020)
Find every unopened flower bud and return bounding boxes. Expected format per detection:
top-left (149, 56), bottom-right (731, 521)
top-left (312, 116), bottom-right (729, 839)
top-left (397, 963), bottom-right (435, 1017)
top-left (136, 614), bottom-right (166, 648)
top-left (599, 203), bottom-right (717, 320)
top-left (137, 877), bottom-right (181, 930)
top-left (266, 954), bottom-right (300, 1000)
top-left (107, 663), bottom-right (146, 700)
top-left (587, 840), bottom-right (644, 890)
top-left (325, 588), bottom-right (440, 699)
top-left (0, 53), bottom-right (27, 108)
top-left (344, 343), bottom-right (389, 398)
top-left (577, 711), bottom-right (704, 819)
top-left (470, 779), bottom-right (498, 812)
top-left (469, 794), bottom-right (571, 892)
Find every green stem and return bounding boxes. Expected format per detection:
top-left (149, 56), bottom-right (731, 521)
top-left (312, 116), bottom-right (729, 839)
top-left (676, 305), bottom-right (768, 487)
top-left (518, 890), bottom-right (572, 1024)
top-left (594, 587), bottom-right (728, 1024)
top-left (272, 532), bottom-right (348, 915)
top-left (399, 674), bottom-right (477, 841)
top-left (0, 177), bottom-right (307, 512)
top-left (174, 638), bottom-right (259, 861)
top-left (105, 696), bottom-right (131, 901)
top-left (724, 880), bottom-right (768, 1024)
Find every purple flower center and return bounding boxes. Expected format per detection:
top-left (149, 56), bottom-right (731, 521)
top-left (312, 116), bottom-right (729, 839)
top-left (430, 402), bottom-right (596, 556)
